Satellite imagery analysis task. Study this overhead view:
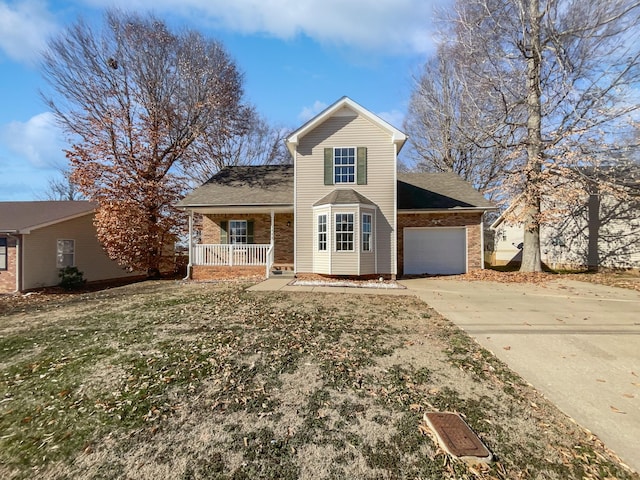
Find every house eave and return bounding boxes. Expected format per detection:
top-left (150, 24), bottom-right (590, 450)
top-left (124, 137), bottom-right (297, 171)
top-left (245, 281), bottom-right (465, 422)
top-left (286, 96), bottom-right (407, 155)
top-left (177, 204), bottom-right (294, 215)
top-left (399, 207), bottom-right (497, 214)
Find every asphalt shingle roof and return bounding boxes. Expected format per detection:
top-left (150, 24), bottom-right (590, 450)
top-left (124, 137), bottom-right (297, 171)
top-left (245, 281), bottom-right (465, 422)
top-left (177, 165), bottom-right (294, 207)
top-left (177, 166), bottom-right (493, 211)
top-left (313, 189), bottom-right (376, 207)
top-left (397, 172), bottom-right (494, 210)
top-left (0, 201), bottom-right (96, 233)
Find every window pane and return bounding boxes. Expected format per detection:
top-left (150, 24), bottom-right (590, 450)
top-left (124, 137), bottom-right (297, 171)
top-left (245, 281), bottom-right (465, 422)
top-left (57, 239), bottom-right (75, 268)
top-left (335, 213), bottom-right (354, 251)
top-left (0, 238), bottom-right (7, 270)
top-left (362, 214), bottom-right (372, 252)
top-left (318, 215), bottom-right (327, 251)
top-left (229, 220), bottom-right (248, 244)
top-left (334, 148), bottom-right (355, 184)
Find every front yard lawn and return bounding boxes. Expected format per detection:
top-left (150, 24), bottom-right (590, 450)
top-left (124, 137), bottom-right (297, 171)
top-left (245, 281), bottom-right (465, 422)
top-left (1, 281), bottom-right (637, 479)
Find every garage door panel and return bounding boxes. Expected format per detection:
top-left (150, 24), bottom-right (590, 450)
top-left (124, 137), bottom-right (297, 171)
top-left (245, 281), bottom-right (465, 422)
top-left (404, 228), bottom-right (466, 275)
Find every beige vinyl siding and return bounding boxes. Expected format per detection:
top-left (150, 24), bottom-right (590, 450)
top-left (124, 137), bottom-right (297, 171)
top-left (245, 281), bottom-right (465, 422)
top-left (295, 109), bottom-right (396, 275)
top-left (359, 208), bottom-right (376, 275)
top-left (330, 208), bottom-right (359, 275)
top-left (21, 214), bottom-right (138, 290)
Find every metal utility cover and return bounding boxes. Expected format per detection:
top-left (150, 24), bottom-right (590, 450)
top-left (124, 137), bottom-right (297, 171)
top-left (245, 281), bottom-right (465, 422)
top-left (424, 412), bottom-right (493, 463)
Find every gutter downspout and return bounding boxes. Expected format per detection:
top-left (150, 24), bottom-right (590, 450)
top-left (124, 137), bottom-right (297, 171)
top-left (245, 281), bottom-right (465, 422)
top-left (480, 212), bottom-right (486, 270)
top-left (184, 210), bottom-right (193, 280)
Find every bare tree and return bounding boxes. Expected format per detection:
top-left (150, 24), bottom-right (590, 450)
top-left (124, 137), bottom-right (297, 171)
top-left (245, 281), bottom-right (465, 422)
top-left (41, 10), bottom-right (249, 277)
top-left (39, 166), bottom-right (84, 201)
top-left (185, 107), bottom-right (291, 185)
top-left (447, 0), bottom-right (640, 271)
top-left (404, 43), bottom-right (513, 199)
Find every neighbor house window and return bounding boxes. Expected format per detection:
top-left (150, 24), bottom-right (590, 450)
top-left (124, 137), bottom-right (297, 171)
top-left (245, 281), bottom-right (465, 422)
top-left (229, 220), bottom-right (248, 244)
top-left (56, 239), bottom-right (75, 268)
top-left (318, 215), bottom-right (327, 251)
top-left (0, 238), bottom-right (7, 270)
top-left (334, 147), bottom-right (355, 184)
top-left (335, 213), bottom-right (354, 251)
top-left (362, 213), bottom-right (372, 252)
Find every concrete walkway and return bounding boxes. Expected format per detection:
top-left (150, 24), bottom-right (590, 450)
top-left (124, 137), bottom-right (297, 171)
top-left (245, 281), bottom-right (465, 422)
top-left (248, 275), bottom-right (640, 471)
top-left (401, 277), bottom-right (640, 473)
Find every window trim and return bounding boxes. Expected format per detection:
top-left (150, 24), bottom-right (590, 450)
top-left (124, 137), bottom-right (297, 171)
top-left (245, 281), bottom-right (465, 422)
top-left (333, 147), bottom-right (356, 184)
top-left (317, 214), bottom-right (327, 251)
top-left (362, 213), bottom-right (373, 252)
top-left (334, 213), bottom-right (354, 252)
top-left (56, 239), bottom-right (75, 268)
top-left (0, 237), bottom-right (7, 271)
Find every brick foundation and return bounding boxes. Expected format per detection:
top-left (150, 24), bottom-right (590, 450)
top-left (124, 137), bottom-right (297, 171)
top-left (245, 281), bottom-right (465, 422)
top-left (191, 265), bottom-right (266, 281)
top-left (295, 273), bottom-right (394, 282)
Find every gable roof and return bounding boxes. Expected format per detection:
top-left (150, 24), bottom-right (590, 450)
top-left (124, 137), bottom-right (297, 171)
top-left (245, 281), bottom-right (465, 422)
top-left (397, 172), bottom-right (494, 210)
top-left (0, 201), bottom-right (96, 234)
top-left (286, 97), bottom-right (407, 156)
top-left (313, 189), bottom-right (376, 207)
top-left (176, 165), bottom-right (294, 210)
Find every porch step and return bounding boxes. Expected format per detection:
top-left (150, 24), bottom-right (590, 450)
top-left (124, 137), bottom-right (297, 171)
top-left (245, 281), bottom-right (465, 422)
top-left (270, 264), bottom-right (295, 278)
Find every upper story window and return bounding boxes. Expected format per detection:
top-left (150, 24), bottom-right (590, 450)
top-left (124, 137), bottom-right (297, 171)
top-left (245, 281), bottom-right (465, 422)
top-left (0, 238), bottom-right (7, 270)
top-left (324, 147), bottom-right (367, 186)
top-left (57, 239), bottom-right (75, 268)
top-left (334, 147), bottom-right (355, 184)
top-left (318, 214), bottom-right (327, 251)
top-left (335, 213), bottom-right (354, 251)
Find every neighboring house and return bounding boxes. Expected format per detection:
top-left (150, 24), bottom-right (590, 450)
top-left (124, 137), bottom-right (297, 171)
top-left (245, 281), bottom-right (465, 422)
top-left (0, 201), bottom-right (140, 293)
top-left (177, 97), bottom-right (495, 279)
top-left (491, 190), bottom-right (640, 270)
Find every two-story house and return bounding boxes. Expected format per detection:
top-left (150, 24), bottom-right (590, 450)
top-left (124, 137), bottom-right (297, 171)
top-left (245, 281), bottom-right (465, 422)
top-left (177, 97), bottom-right (494, 280)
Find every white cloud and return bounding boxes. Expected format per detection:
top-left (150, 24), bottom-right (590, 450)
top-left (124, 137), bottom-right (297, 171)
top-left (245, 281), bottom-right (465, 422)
top-left (298, 100), bottom-right (328, 122)
top-left (1, 112), bottom-right (67, 168)
top-left (0, 0), bottom-right (59, 64)
top-left (83, 0), bottom-right (443, 55)
top-left (377, 109), bottom-right (405, 129)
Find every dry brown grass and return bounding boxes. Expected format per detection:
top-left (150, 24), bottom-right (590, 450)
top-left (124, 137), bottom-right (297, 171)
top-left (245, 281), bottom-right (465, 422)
top-left (0, 280), bottom-right (637, 479)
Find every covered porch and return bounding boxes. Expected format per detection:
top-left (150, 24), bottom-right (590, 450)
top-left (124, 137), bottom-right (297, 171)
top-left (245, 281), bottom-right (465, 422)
top-left (184, 206), bottom-right (294, 279)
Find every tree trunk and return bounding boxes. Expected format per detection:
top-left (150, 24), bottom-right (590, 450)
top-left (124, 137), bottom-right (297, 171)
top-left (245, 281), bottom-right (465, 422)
top-left (520, 0), bottom-right (544, 273)
top-left (587, 193), bottom-right (601, 271)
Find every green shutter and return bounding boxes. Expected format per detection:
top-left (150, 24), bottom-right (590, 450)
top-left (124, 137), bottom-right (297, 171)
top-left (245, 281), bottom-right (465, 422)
top-left (247, 220), bottom-right (254, 244)
top-left (357, 147), bottom-right (367, 185)
top-left (220, 221), bottom-right (228, 244)
top-left (324, 148), bottom-right (334, 185)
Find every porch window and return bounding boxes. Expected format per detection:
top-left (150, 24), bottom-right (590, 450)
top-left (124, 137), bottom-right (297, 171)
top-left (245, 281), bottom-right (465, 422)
top-left (229, 220), bottom-right (248, 244)
top-left (318, 214), bottom-right (327, 251)
top-left (335, 213), bottom-right (354, 251)
top-left (220, 220), bottom-right (255, 245)
top-left (362, 213), bottom-right (372, 252)
top-left (56, 239), bottom-right (75, 268)
top-left (0, 238), bottom-right (7, 270)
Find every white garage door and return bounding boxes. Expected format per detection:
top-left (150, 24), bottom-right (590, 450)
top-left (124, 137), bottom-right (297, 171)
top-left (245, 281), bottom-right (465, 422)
top-left (404, 227), bottom-right (466, 275)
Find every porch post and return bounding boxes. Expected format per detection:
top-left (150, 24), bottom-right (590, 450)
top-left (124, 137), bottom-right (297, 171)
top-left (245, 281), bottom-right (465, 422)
top-left (270, 210), bottom-right (275, 246)
top-left (184, 210), bottom-right (193, 280)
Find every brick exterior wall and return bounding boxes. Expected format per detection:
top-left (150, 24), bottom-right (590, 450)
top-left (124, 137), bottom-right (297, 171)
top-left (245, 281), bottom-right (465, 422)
top-left (0, 235), bottom-right (18, 293)
top-left (397, 212), bottom-right (483, 277)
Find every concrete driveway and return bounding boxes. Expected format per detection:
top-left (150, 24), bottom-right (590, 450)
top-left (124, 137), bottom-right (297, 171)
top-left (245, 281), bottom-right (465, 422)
top-left (401, 277), bottom-right (640, 472)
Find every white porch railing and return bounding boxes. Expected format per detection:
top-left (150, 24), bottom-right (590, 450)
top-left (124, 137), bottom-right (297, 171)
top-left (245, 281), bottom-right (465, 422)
top-left (193, 244), bottom-right (271, 267)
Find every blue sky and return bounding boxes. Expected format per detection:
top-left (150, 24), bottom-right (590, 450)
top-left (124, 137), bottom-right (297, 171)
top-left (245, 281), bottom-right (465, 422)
top-left (0, 0), bottom-right (446, 201)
